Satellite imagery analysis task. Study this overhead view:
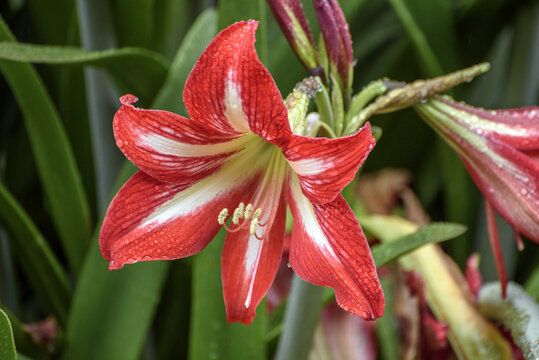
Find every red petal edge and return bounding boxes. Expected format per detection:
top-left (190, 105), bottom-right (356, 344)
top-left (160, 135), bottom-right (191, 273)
top-left (183, 21), bottom-right (291, 140)
top-left (288, 176), bottom-right (384, 319)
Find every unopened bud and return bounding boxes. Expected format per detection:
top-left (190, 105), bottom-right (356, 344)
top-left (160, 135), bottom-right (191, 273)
top-left (269, 0), bottom-right (319, 70)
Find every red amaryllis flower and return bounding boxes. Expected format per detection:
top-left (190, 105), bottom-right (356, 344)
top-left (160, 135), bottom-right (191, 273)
top-left (100, 21), bottom-right (384, 324)
top-left (415, 96), bottom-right (539, 294)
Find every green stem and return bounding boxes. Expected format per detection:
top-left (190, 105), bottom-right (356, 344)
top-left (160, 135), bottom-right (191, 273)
top-left (314, 83), bottom-right (335, 132)
top-left (387, 0), bottom-right (443, 77)
top-left (275, 275), bottom-right (323, 360)
top-left (347, 80), bottom-right (387, 121)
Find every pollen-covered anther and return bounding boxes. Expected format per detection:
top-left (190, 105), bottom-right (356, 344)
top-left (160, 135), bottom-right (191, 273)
top-left (244, 203), bottom-right (253, 220)
top-left (218, 203), bottom-right (264, 236)
top-left (249, 218), bottom-right (259, 235)
top-left (218, 208), bottom-right (229, 225)
top-left (232, 202), bottom-right (245, 225)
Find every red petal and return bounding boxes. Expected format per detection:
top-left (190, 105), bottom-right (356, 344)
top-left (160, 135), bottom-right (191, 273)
top-left (287, 176), bottom-right (384, 319)
top-left (100, 166), bottom-right (262, 270)
top-left (114, 96), bottom-right (254, 185)
top-left (183, 21), bottom-right (291, 140)
top-left (485, 199), bottom-right (508, 298)
top-left (278, 122), bottom-right (375, 204)
top-left (465, 253), bottom-right (482, 299)
top-left (221, 191), bottom-right (287, 324)
top-left (438, 98), bottom-right (539, 150)
top-left (459, 139), bottom-right (539, 242)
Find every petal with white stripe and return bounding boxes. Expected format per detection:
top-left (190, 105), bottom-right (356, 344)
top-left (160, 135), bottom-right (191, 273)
top-left (100, 145), bottom-right (271, 270)
top-left (221, 191), bottom-right (287, 324)
top-left (114, 95), bottom-right (256, 185)
top-left (279, 122), bottom-right (375, 204)
top-left (287, 175), bottom-right (384, 320)
top-left (183, 21), bottom-right (291, 140)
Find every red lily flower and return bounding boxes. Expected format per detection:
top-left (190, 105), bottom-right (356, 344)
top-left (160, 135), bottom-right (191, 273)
top-left (99, 21), bottom-right (384, 324)
top-left (416, 96), bottom-right (539, 295)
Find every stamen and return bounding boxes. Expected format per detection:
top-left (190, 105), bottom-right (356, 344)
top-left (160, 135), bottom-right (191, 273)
top-left (252, 208), bottom-right (262, 219)
top-left (249, 218), bottom-right (258, 235)
top-left (232, 202), bottom-right (245, 224)
top-left (217, 208), bottom-right (229, 225)
top-left (244, 203), bottom-right (253, 220)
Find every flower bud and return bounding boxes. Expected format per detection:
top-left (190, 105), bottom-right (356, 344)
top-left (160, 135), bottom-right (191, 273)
top-left (268, 0), bottom-right (319, 70)
top-left (313, 0), bottom-right (354, 92)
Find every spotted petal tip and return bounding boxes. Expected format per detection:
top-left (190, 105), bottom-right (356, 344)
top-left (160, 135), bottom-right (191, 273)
top-left (120, 94), bottom-right (138, 106)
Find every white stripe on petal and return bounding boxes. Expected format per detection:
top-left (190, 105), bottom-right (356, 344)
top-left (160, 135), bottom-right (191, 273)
top-left (141, 132), bottom-right (254, 157)
top-left (287, 157), bottom-right (331, 176)
top-left (289, 174), bottom-right (337, 258)
top-left (224, 72), bottom-right (251, 133)
top-left (139, 139), bottom-right (269, 227)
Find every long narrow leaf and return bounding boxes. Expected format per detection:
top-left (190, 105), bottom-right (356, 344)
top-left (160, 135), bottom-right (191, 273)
top-left (0, 184), bottom-right (71, 324)
top-left (371, 222), bottom-right (467, 267)
top-left (0, 42), bottom-right (169, 106)
top-left (0, 309), bottom-right (16, 360)
top-left (153, 8), bottom-right (217, 115)
top-left (0, 16), bottom-right (92, 274)
top-left (189, 230), bottom-right (267, 360)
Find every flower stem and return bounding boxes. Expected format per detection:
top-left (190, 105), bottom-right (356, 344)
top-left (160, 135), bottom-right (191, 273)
top-left (275, 275), bottom-right (323, 360)
top-left (314, 83), bottom-right (335, 133)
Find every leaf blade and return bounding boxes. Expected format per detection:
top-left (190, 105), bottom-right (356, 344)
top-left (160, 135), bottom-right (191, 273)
top-left (0, 16), bottom-right (92, 274)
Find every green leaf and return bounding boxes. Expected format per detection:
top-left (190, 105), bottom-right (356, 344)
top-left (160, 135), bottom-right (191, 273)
top-left (0, 184), bottom-right (71, 324)
top-left (0, 309), bottom-right (16, 360)
top-left (62, 243), bottom-right (169, 360)
top-left (0, 16), bottom-right (92, 274)
top-left (153, 7), bottom-right (218, 115)
top-left (0, 42), bottom-right (169, 101)
top-left (149, 0), bottom-right (196, 59)
top-left (189, 230), bottom-right (267, 360)
top-left (386, 0), bottom-right (444, 77)
top-left (375, 277), bottom-right (400, 360)
top-left (111, 0), bottom-right (154, 48)
top-left (525, 266), bottom-right (539, 302)
top-left (0, 307), bottom-right (47, 360)
top-left (62, 161), bottom-right (170, 360)
top-left (371, 222), bottom-right (468, 267)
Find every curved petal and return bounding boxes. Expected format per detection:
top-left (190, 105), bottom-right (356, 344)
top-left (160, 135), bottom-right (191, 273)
top-left (287, 175), bottom-right (384, 319)
top-left (114, 95), bottom-right (255, 185)
top-left (183, 21), bottom-right (291, 140)
top-left (459, 139), bottom-right (539, 242)
top-left (438, 98), bottom-right (539, 150)
top-left (279, 122), bottom-right (375, 204)
top-left (100, 145), bottom-right (271, 269)
top-left (221, 190), bottom-right (287, 324)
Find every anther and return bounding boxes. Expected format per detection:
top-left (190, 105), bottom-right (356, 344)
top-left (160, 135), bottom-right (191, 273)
top-left (232, 202), bottom-right (245, 225)
top-left (244, 203), bottom-right (253, 220)
top-left (218, 209), bottom-right (229, 225)
top-left (252, 208), bottom-right (262, 219)
top-left (249, 218), bottom-right (259, 235)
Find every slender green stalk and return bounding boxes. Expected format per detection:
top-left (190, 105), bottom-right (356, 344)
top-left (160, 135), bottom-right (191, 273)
top-left (347, 80), bottom-right (387, 121)
top-left (387, 0), bottom-right (443, 77)
top-left (275, 275), bottom-right (323, 360)
top-left (314, 83), bottom-right (335, 133)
